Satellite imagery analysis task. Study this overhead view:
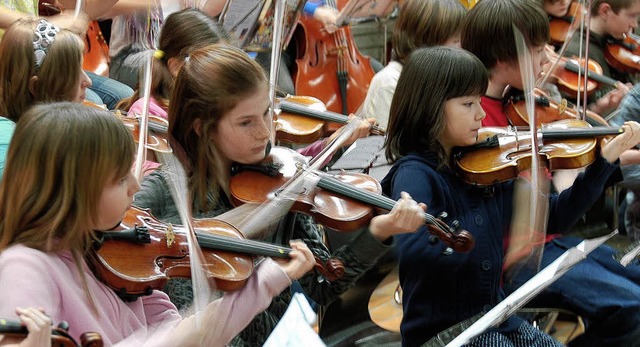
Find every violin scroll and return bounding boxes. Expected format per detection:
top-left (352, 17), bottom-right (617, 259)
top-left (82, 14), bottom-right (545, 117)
top-left (427, 213), bottom-right (475, 253)
top-left (314, 256), bottom-right (345, 282)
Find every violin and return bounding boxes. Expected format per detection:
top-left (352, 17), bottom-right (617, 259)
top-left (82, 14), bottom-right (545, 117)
top-left (229, 146), bottom-right (474, 253)
top-left (605, 33), bottom-right (640, 73)
top-left (544, 46), bottom-right (620, 99)
top-left (92, 206), bottom-right (345, 297)
top-left (454, 119), bottom-right (623, 185)
top-left (276, 95), bottom-right (384, 144)
top-left (0, 319), bottom-right (102, 347)
top-left (548, 1), bottom-right (585, 46)
top-left (504, 87), bottom-right (609, 127)
top-left (82, 101), bottom-right (172, 153)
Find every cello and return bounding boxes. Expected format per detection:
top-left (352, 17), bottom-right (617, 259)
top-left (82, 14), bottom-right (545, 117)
top-left (293, 0), bottom-right (375, 132)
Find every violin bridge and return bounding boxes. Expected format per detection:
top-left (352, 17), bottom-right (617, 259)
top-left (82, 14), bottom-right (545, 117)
top-left (166, 224), bottom-right (175, 248)
top-left (558, 99), bottom-right (568, 116)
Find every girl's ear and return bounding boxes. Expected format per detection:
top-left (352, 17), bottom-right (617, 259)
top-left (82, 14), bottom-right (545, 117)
top-left (28, 76), bottom-right (39, 97)
top-left (167, 57), bottom-right (183, 78)
top-left (193, 118), bottom-right (202, 137)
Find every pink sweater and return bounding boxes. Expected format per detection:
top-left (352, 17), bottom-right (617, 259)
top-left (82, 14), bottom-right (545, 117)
top-left (0, 244), bottom-right (290, 346)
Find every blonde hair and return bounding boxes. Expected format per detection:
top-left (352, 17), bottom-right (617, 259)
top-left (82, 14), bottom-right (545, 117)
top-left (0, 18), bottom-right (84, 122)
top-left (0, 102), bottom-right (134, 256)
top-left (168, 44), bottom-right (267, 211)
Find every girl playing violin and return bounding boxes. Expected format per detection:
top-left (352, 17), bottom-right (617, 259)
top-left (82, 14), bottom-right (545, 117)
top-left (133, 43), bottom-right (427, 346)
top-left (382, 46), bottom-right (640, 347)
top-left (0, 18), bottom-right (92, 177)
top-left (360, 0), bottom-right (467, 131)
top-left (119, 8), bottom-right (374, 165)
top-left (0, 102), bottom-right (316, 346)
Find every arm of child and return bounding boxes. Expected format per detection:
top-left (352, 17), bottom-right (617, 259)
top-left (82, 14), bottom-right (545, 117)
top-left (0, 307), bottom-right (52, 347)
top-left (134, 242), bottom-right (314, 347)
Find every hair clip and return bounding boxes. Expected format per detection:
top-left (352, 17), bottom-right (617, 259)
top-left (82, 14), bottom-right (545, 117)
top-left (153, 49), bottom-right (165, 59)
top-left (32, 19), bottom-right (60, 69)
top-left (184, 54), bottom-right (191, 63)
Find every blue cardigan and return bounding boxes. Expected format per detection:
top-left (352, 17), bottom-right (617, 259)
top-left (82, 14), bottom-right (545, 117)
top-left (381, 151), bottom-right (621, 346)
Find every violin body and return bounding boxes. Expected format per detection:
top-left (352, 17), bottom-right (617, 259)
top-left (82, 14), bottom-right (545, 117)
top-left (548, 1), bottom-right (584, 46)
top-left (293, 0), bottom-right (375, 131)
top-left (82, 101), bottom-right (172, 153)
top-left (505, 88), bottom-right (609, 127)
top-left (544, 46), bottom-right (606, 99)
top-left (230, 146), bottom-right (382, 231)
top-left (92, 207), bottom-right (254, 296)
top-left (275, 95), bottom-right (385, 144)
top-left (275, 95), bottom-right (327, 144)
top-left (83, 21), bottom-right (110, 77)
top-left (455, 119), bottom-right (613, 185)
top-left (605, 34), bottom-right (640, 73)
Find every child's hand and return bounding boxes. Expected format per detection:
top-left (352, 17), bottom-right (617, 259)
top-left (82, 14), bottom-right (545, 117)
top-left (314, 6), bottom-right (340, 34)
top-left (591, 82), bottom-right (631, 115)
top-left (275, 241), bottom-right (315, 281)
top-left (601, 121), bottom-right (640, 163)
top-left (369, 192), bottom-right (427, 241)
top-left (15, 307), bottom-right (51, 347)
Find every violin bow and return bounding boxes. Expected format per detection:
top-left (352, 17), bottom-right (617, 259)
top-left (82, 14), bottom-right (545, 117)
top-left (268, 0), bottom-right (288, 145)
top-left (132, 2), bottom-right (159, 181)
top-left (502, 25), bottom-right (551, 285)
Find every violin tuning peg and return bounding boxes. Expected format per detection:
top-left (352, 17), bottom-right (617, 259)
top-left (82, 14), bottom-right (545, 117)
top-left (437, 212), bottom-right (448, 219)
top-left (57, 320), bottom-right (69, 330)
top-left (451, 220), bottom-right (461, 232)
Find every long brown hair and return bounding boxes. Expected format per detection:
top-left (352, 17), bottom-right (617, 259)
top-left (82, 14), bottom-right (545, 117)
top-left (118, 8), bottom-right (228, 112)
top-left (0, 18), bottom-right (84, 122)
top-left (392, 0), bottom-right (467, 64)
top-left (168, 44), bottom-right (267, 211)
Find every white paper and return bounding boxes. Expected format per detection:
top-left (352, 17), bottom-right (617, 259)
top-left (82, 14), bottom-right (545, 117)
top-left (263, 293), bottom-right (326, 347)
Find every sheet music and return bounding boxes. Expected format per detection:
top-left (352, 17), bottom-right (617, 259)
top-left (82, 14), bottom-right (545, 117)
top-left (336, 0), bottom-right (399, 26)
top-left (219, 0), bottom-right (266, 48)
top-left (220, 0), bottom-right (304, 51)
top-left (263, 293), bottom-right (326, 346)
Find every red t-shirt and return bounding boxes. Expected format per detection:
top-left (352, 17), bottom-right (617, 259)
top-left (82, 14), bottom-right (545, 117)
top-left (481, 95), bottom-right (509, 126)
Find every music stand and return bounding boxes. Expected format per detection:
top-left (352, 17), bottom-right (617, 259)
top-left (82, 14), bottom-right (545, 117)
top-left (219, 0), bottom-right (305, 52)
top-left (336, 0), bottom-right (399, 26)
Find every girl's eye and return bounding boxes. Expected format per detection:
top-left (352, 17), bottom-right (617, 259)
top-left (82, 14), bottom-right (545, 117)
top-left (240, 120), bottom-right (251, 126)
